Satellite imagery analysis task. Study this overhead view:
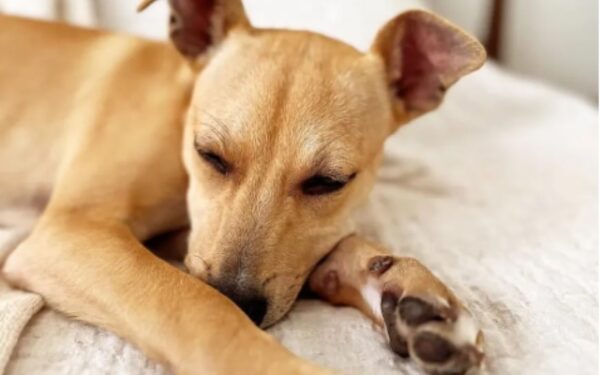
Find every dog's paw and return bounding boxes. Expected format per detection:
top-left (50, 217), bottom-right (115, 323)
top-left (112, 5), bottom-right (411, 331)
top-left (378, 283), bottom-right (484, 374)
top-left (381, 291), bottom-right (484, 374)
top-left (309, 246), bottom-right (485, 375)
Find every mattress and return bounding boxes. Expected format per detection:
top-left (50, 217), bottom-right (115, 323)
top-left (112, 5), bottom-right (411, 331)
top-left (1, 61), bottom-right (597, 375)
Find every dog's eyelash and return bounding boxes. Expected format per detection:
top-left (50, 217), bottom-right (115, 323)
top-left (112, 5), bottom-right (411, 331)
top-left (198, 150), bottom-right (230, 175)
top-left (302, 173), bottom-right (356, 196)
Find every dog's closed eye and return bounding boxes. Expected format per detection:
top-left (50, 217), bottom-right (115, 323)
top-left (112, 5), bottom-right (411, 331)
top-left (198, 149), bottom-right (230, 175)
top-left (302, 173), bottom-right (356, 196)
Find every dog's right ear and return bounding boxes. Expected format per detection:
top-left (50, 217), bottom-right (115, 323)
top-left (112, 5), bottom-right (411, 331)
top-left (371, 10), bottom-right (486, 130)
top-left (138, 0), bottom-right (250, 62)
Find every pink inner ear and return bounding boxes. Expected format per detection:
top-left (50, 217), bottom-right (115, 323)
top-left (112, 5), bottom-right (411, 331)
top-left (169, 0), bottom-right (216, 58)
top-left (394, 17), bottom-right (468, 112)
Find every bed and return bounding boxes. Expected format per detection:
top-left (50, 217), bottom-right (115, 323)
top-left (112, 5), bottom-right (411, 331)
top-left (0, 1), bottom-right (597, 374)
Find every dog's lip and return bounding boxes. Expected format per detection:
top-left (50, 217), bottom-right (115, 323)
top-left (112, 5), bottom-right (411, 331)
top-left (260, 288), bottom-right (303, 328)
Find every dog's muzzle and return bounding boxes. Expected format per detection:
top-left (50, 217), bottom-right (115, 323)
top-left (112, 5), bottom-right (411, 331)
top-left (212, 279), bottom-right (268, 326)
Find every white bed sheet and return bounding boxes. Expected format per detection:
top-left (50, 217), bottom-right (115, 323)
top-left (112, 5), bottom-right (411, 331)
top-left (3, 62), bottom-right (598, 375)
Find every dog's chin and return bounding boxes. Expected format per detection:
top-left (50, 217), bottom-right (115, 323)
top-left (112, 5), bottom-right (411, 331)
top-left (259, 313), bottom-right (281, 328)
top-left (260, 288), bottom-right (304, 328)
top-left (260, 305), bottom-right (292, 329)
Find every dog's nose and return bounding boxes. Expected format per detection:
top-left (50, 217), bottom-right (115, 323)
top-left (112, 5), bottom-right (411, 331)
top-left (207, 269), bottom-right (268, 325)
top-left (233, 295), bottom-right (268, 326)
top-left (218, 284), bottom-right (267, 325)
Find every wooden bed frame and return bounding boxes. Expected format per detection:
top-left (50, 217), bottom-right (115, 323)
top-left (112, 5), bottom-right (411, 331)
top-left (486, 0), bottom-right (505, 60)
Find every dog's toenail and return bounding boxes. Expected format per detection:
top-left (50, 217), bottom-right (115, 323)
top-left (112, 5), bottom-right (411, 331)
top-left (381, 291), bottom-right (398, 314)
top-left (412, 332), bottom-right (455, 363)
top-left (398, 297), bottom-right (444, 326)
top-left (475, 330), bottom-right (485, 348)
top-left (467, 346), bottom-right (485, 367)
top-left (368, 256), bottom-right (394, 275)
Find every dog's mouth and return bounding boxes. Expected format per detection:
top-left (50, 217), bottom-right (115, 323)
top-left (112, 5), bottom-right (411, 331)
top-left (259, 284), bottom-right (308, 328)
top-left (183, 258), bottom-right (306, 327)
top-left (260, 238), bottom-right (359, 326)
top-left (181, 230), bottom-right (356, 327)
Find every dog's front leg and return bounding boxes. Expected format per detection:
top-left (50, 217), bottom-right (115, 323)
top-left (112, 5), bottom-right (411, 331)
top-left (3, 214), bottom-right (331, 375)
top-left (309, 235), bottom-right (484, 375)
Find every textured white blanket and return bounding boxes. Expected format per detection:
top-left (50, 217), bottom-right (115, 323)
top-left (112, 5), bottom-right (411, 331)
top-left (1, 63), bottom-right (597, 375)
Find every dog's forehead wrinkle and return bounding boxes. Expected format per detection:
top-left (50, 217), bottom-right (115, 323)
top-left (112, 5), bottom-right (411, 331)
top-left (191, 112), bottom-right (231, 147)
top-left (304, 142), bottom-right (357, 176)
top-left (281, 119), bottom-right (362, 170)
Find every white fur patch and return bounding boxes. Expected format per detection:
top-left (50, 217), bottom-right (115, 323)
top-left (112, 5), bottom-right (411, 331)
top-left (448, 310), bottom-right (479, 345)
top-left (360, 280), bottom-right (382, 321)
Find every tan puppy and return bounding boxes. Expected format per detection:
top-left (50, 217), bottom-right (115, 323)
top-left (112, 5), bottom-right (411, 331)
top-left (1, 1), bottom-right (486, 374)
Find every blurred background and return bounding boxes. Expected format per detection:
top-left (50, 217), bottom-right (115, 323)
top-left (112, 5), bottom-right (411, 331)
top-left (0, 0), bottom-right (597, 102)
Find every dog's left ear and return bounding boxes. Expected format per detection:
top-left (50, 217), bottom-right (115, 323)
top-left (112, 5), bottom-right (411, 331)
top-left (371, 10), bottom-right (486, 129)
top-left (138, 0), bottom-right (250, 62)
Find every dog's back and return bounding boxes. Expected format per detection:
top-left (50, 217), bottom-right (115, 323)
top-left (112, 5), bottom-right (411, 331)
top-left (0, 15), bottom-right (192, 211)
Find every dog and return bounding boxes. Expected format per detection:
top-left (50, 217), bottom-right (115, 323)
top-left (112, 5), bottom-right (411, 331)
top-left (1, 1), bottom-right (486, 374)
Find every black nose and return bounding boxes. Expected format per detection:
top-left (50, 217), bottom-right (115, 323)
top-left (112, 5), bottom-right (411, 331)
top-left (209, 275), bottom-right (268, 325)
top-left (230, 295), bottom-right (267, 326)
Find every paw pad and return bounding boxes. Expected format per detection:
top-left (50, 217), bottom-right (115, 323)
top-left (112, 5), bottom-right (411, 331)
top-left (398, 297), bottom-right (445, 326)
top-left (381, 291), bottom-right (409, 357)
top-left (412, 331), bottom-right (455, 363)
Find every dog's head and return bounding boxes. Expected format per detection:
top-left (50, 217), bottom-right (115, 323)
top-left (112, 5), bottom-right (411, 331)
top-left (141, 0), bottom-right (485, 326)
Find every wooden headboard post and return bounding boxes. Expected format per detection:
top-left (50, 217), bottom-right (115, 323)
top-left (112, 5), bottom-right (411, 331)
top-left (486, 0), bottom-right (505, 60)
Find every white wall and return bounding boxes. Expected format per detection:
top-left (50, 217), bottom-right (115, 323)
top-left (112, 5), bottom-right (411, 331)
top-left (501, 0), bottom-right (598, 101)
top-left (429, 0), bottom-right (492, 43)
top-left (246, 0), bottom-right (429, 51)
